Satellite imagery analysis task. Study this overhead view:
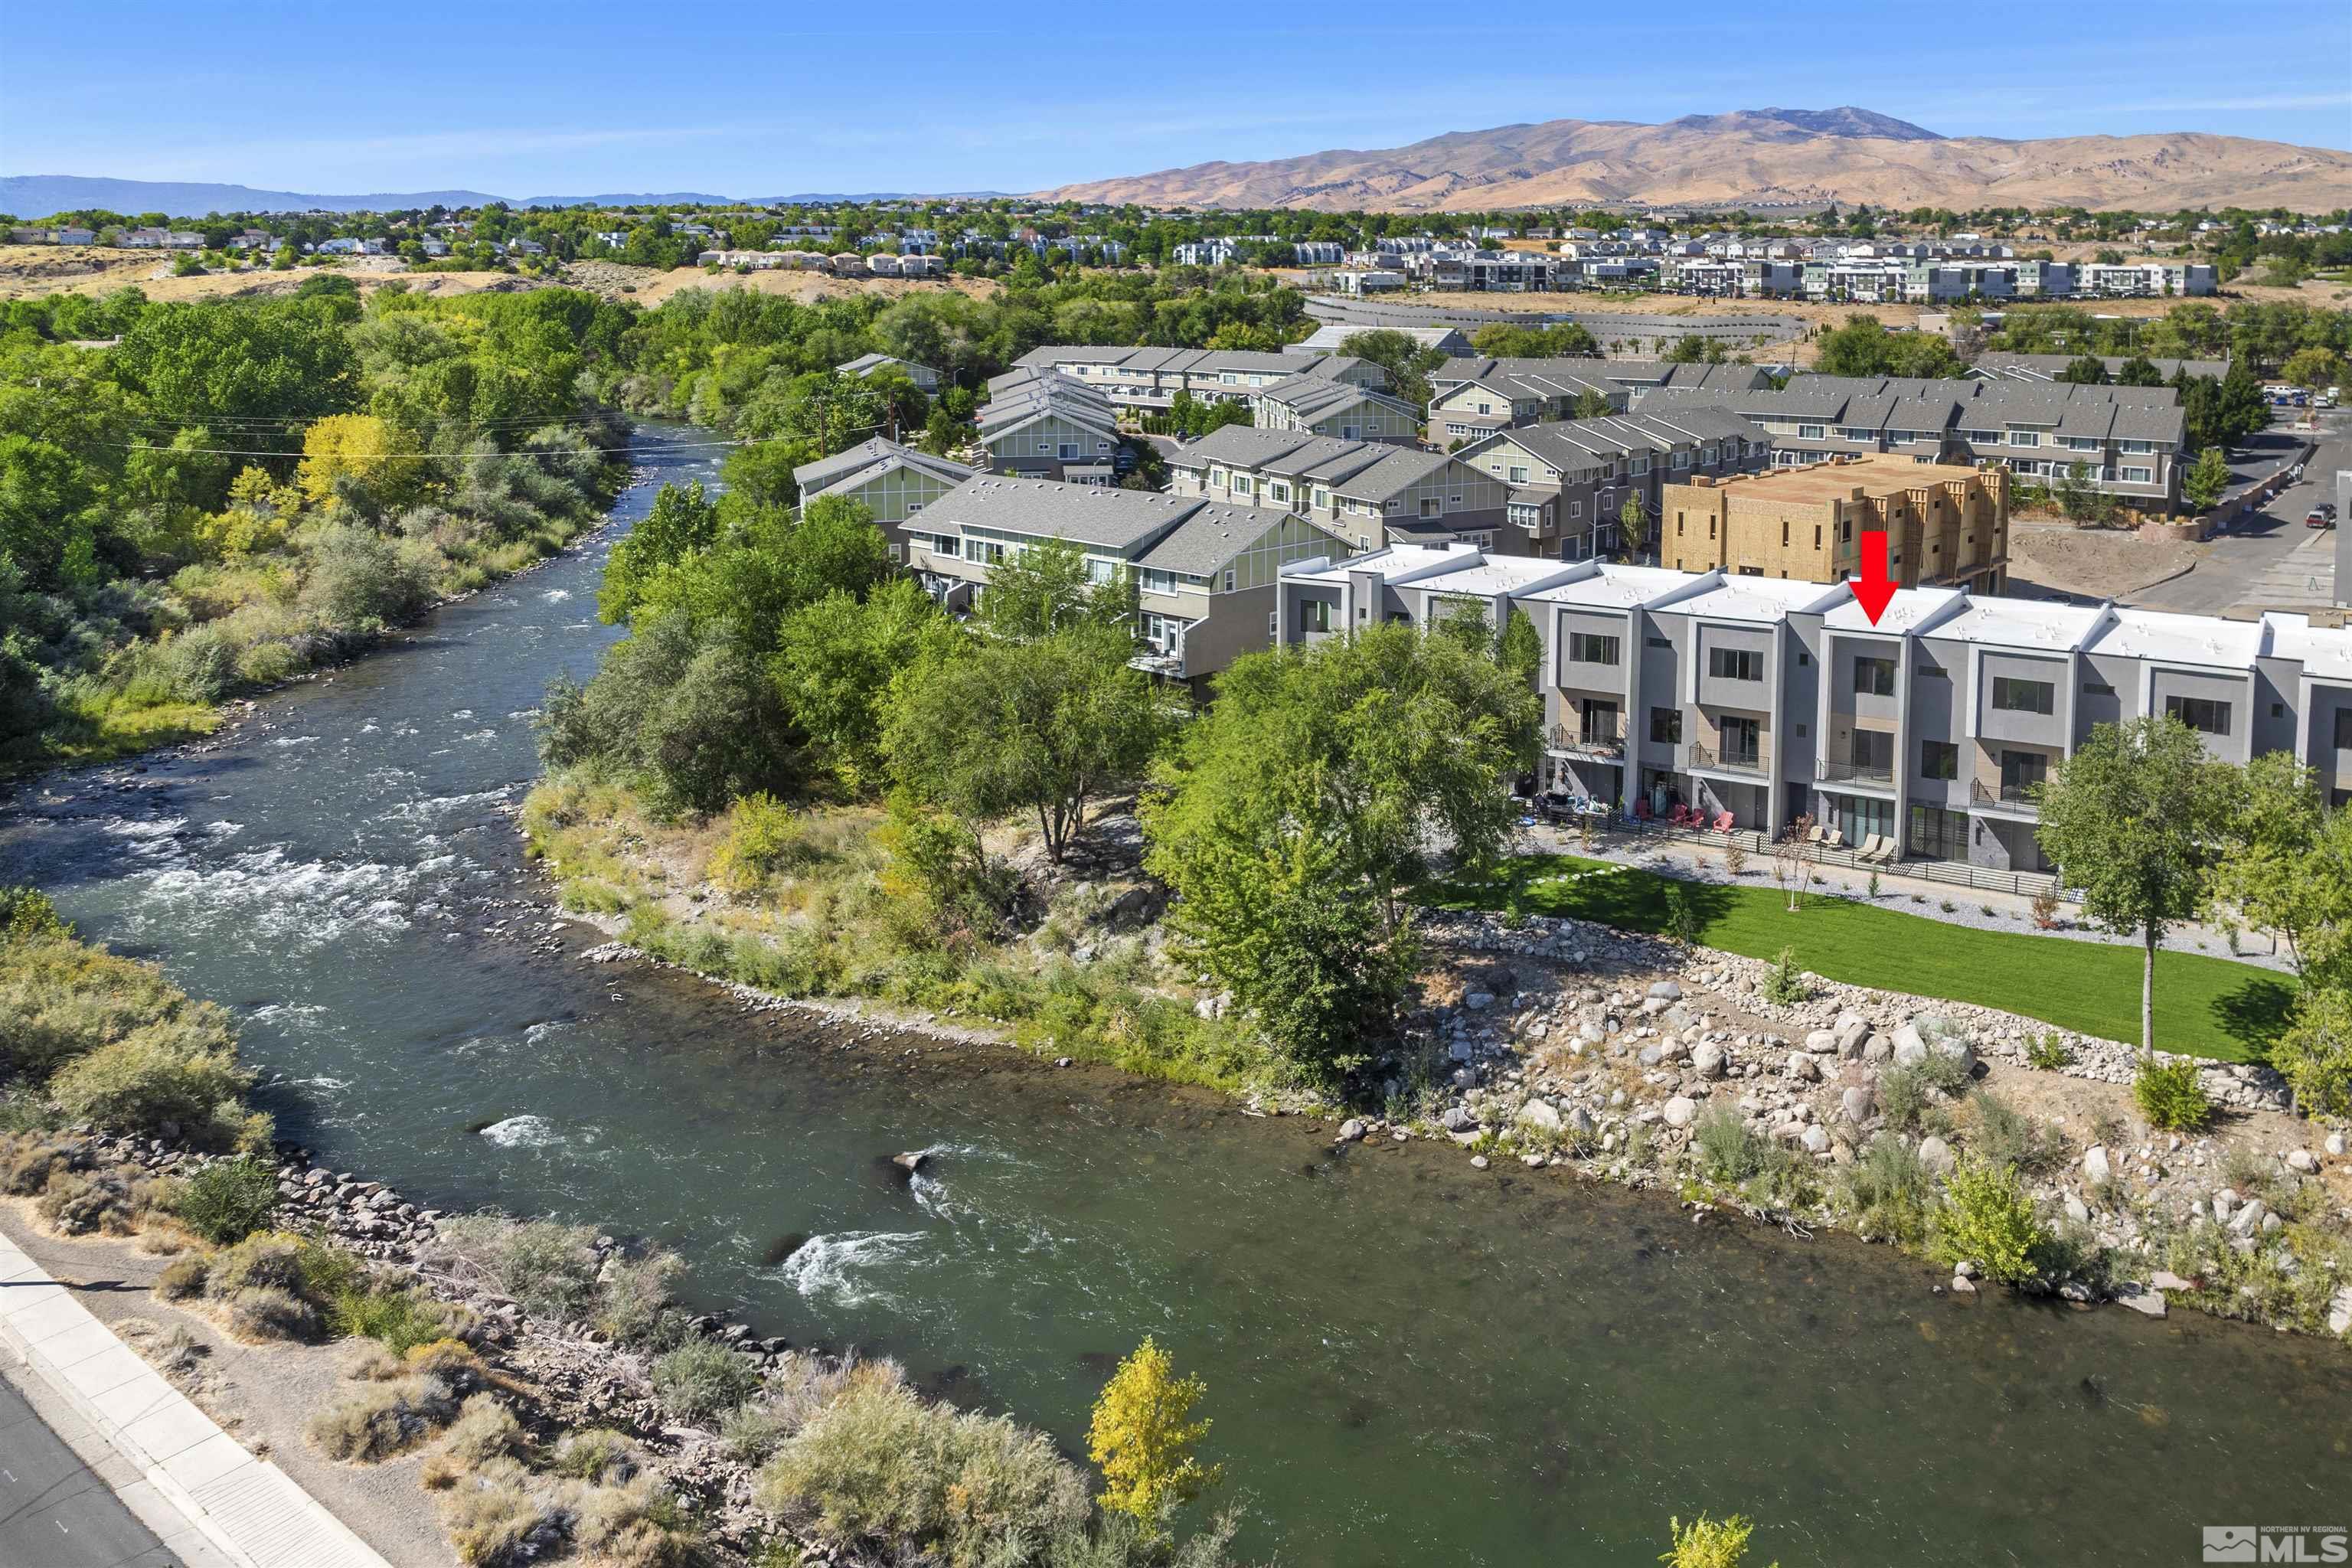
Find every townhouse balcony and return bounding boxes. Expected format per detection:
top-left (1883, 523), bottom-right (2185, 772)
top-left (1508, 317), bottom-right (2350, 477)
top-left (1970, 777), bottom-right (2042, 812)
top-left (1818, 756), bottom-right (1894, 785)
top-left (1547, 721), bottom-right (1624, 758)
top-left (1685, 742), bottom-right (1767, 776)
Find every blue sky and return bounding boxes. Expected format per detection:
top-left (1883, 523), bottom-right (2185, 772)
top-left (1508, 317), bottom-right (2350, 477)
top-left (6, 0), bottom-right (2348, 197)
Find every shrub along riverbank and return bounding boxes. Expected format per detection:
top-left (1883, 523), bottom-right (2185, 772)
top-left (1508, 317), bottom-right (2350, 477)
top-left (1424, 853), bottom-right (2295, 1063)
top-left (0, 887), bottom-right (1256, 1565)
top-left (1, 279), bottom-right (632, 776)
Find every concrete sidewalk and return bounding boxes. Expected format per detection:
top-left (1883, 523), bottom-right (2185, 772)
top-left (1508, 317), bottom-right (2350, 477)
top-left (0, 1230), bottom-right (390, 1568)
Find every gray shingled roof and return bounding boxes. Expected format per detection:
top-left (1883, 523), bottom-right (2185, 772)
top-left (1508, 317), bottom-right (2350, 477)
top-left (792, 436), bottom-right (974, 495)
top-left (1135, 505), bottom-right (1345, 576)
top-left (1260, 374), bottom-right (1409, 420)
top-left (1971, 351), bottom-right (2229, 383)
top-left (926, 476), bottom-right (1199, 550)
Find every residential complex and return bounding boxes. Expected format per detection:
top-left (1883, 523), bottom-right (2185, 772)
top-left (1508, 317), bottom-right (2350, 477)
top-left (1252, 372), bottom-right (1421, 443)
top-left (903, 476), bottom-right (1349, 684)
top-left (1453, 411), bottom-right (1770, 558)
top-left (1658, 456), bottom-right (2011, 595)
top-left (1645, 374), bottom-right (2187, 511)
top-left (1009, 345), bottom-right (1387, 413)
top-left (1427, 358), bottom-right (1769, 440)
top-left (791, 438), bottom-right (976, 557)
top-left (975, 369), bottom-right (1125, 482)
top-left (1272, 549), bottom-right (2352, 874)
top-left (1968, 352), bottom-right (2230, 384)
top-left (1165, 426), bottom-right (1512, 555)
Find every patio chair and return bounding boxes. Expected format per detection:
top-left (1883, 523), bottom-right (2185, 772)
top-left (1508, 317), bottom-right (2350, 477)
top-left (1823, 828), bottom-right (1847, 850)
top-left (1632, 799), bottom-right (1653, 822)
top-left (1866, 837), bottom-right (1899, 864)
top-left (1854, 834), bottom-right (1886, 862)
top-left (1804, 824), bottom-right (1828, 846)
top-left (1712, 812), bottom-right (1735, 834)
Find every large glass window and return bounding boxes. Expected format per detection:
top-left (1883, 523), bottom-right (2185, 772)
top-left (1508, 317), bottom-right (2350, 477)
top-left (1854, 655), bottom-right (1896, 696)
top-left (1709, 647), bottom-right (1763, 681)
top-left (1909, 802), bottom-right (1966, 860)
top-left (1991, 676), bottom-right (2054, 714)
top-left (1568, 632), bottom-right (1620, 665)
top-left (2165, 694), bottom-right (2231, 735)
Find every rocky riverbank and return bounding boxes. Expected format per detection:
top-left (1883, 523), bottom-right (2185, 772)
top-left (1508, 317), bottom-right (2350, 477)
top-left (1382, 906), bottom-right (2352, 1339)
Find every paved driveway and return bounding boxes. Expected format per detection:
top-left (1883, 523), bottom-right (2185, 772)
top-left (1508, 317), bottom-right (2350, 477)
top-left (2131, 410), bottom-right (2347, 615)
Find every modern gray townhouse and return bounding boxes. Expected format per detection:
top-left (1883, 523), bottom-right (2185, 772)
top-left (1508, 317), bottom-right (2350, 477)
top-left (1252, 372), bottom-right (1422, 444)
top-left (1272, 550), bottom-right (2352, 878)
top-left (1451, 412), bottom-right (1772, 559)
top-left (1643, 374), bottom-right (2189, 513)
top-left (1427, 358), bottom-right (1771, 441)
top-left (1163, 425), bottom-right (1514, 554)
top-left (903, 475), bottom-right (1350, 686)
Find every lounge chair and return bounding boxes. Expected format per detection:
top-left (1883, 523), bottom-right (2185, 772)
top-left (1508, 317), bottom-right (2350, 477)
top-left (1866, 836), bottom-right (1899, 864)
top-left (1853, 834), bottom-right (1885, 862)
top-left (1804, 824), bottom-right (1828, 846)
top-left (1823, 828), bottom-right (1847, 850)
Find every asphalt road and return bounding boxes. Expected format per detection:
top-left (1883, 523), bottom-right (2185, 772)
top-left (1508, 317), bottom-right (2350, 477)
top-left (0, 1373), bottom-right (181, 1568)
top-left (2132, 408), bottom-right (2347, 616)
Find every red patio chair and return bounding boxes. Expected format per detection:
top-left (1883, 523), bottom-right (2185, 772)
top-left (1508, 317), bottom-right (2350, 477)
top-left (1713, 811), bottom-right (1735, 833)
top-left (1632, 799), bottom-right (1652, 822)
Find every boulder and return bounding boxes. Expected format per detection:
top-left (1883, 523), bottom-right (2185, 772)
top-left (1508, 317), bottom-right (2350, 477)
top-left (2327, 1132), bottom-right (2347, 1158)
top-left (2063, 1195), bottom-right (2091, 1225)
top-left (2285, 1148), bottom-right (2318, 1174)
top-left (2082, 1145), bottom-right (2112, 1185)
top-left (2113, 1284), bottom-right (2167, 1319)
top-left (890, 1151), bottom-right (928, 1174)
top-left (1566, 1107), bottom-right (1597, 1138)
top-left (1785, 1052), bottom-right (1821, 1083)
top-left (1648, 981), bottom-right (1682, 1001)
top-left (1464, 991), bottom-right (1495, 1011)
top-left (1516, 1099), bottom-right (1563, 1135)
top-left (1917, 1135), bottom-right (1955, 1175)
top-left (2328, 1286), bottom-right (2352, 1337)
top-left (1861, 1034), bottom-right (1893, 1066)
top-left (1661, 1096), bottom-right (1698, 1129)
top-left (1440, 1106), bottom-right (1478, 1133)
top-left (1337, 1119), bottom-right (1367, 1143)
top-left (1890, 1024), bottom-right (1929, 1068)
top-left (1801, 1125), bottom-right (1831, 1155)
top-left (1805, 1030), bottom-right (1839, 1056)
top-left (1691, 1040), bottom-right (1727, 1079)
top-left (1840, 1085), bottom-right (1875, 1125)
top-left (1834, 1013), bottom-right (1872, 1057)
top-left (2226, 1199), bottom-right (2267, 1236)
top-left (2151, 1271), bottom-right (2195, 1292)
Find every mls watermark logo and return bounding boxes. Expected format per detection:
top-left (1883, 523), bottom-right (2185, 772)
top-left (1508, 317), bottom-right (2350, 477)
top-left (2204, 1524), bottom-right (2350, 1563)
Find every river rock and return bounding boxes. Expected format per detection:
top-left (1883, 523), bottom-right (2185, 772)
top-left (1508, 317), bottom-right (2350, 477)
top-left (1337, 1119), bottom-right (1366, 1143)
top-left (1516, 1099), bottom-right (1563, 1135)
top-left (1917, 1135), bottom-right (1954, 1175)
top-left (2113, 1283), bottom-right (2167, 1318)
top-left (890, 1152), bottom-right (928, 1174)
top-left (1464, 991), bottom-right (1494, 1011)
top-left (2151, 1271), bottom-right (2194, 1292)
top-left (2082, 1145), bottom-right (2112, 1185)
top-left (1890, 1024), bottom-right (1929, 1067)
top-left (1648, 981), bottom-right (1681, 1001)
top-left (2329, 1286), bottom-right (2352, 1337)
top-left (1805, 1030), bottom-right (1838, 1055)
top-left (2213, 1188), bottom-right (2239, 1223)
top-left (1840, 1085), bottom-right (1875, 1125)
top-left (1785, 1051), bottom-right (1820, 1083)
top-left (2063, 1194), bottom-right (2090, 1224)
top-left (1801, 1125), bottom-right (1831, 1154)
top-left (2328, 1132), bottom-right (2347, 1158)
top-left (2226, 1199), bottom-right (2267, 1236)
top-left (1566, 1107), bottom-right (1596, 1138)
top-left (2285, 1148), bottom-right (2318, 1174)
top-left (1861, 1034), bottom-right (1893, 1066)
top-left (1661, 1096), bottom-right (1697, 1129)
top-left (1834, 1013), bottom-right (1871, 1057)
top-left (1440, 1106), bottom-right (1478, 1133)
top-left (1692, 1040), bottom-right (1727, 1079)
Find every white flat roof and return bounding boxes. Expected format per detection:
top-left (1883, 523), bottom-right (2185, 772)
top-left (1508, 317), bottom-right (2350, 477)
top-left (1927, 597), bottom-right (2109, 653)
top-left (1520, 564), bottom-right (1710, 610)
top-left (2261, 612), bottom-right (2352, 681)
top-left (1821, 584), bottom-right (1968, 637)
top-left (1408, 558), bottom-right (1580, 597)
top-left (2086, 607), bottom-right (2266, 668)
top-left (1674, 576), bottom-right (1847, 623)
top-left (1286, 543), bottom-right (1478, 586)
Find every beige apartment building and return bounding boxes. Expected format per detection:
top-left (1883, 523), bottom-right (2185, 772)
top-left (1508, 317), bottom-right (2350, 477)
top-left (1659, 456), bottom-right (2009, 594)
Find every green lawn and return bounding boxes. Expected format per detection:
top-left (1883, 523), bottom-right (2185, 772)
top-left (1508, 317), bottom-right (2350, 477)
top-left (1425, 854), bottom-right (2294, 1063)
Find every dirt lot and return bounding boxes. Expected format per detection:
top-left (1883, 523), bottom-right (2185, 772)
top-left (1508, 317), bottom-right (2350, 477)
top-left (2007, 520), bottom-right (2198, 599)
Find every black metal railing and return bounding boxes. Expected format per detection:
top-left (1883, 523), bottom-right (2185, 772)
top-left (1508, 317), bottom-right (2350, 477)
top-left (1686, 742), bottom-right (1766, 775)
top-left (1820, 756), bottom-right (1894, 784)
top-left (1547, 721), bottom-right (1623, 756)
top-left (1971, 777), bottom-right (2040, 808)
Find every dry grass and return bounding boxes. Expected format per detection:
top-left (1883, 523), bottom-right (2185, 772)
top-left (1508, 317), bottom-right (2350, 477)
top-left (307, 1374), bottom-right (460, 1462)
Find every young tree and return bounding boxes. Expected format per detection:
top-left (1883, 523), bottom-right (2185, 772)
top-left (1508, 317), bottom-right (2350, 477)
top-left (1338, 328), bottom-right (1448, 410)
top-left (599, 480), bottom-right (720, 624)
top-left (2283, 346), bottom-right (2344, 401)
top-left (1570, 387), bottom-right (1613, 420)
top-left (884, 626), bottom-right (1171, 864)
top-left (2272, 987), bottom-right (2352, 1119)
top-left (2034, 715), bottom-right (2238, 1056)
top-left (776, 579), bottom-right (969, 794)
top-left (1496, 607), bottom-right (1543, 688)
top-left (2180, 446), bottom-right (2230, 513)
top-left (2055, 354), bottom-right (2111, 385)
top-left (979, 537), bottom-right (1135, 642)
top-left (1087, 1338), bottom-right (1221, 1534)
top-left (1619, 495), bottom-right (1649, 562)
top-left (2210, 752), bottom-right (2352, 985)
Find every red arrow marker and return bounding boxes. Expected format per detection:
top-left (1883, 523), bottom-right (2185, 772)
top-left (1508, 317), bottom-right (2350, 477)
top-left (1848, 531), bottom-right (1896, 625)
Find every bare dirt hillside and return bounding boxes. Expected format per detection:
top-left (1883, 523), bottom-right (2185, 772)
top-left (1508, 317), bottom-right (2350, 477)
top-left (0, 247), bottom-right (1000, 309)
top-left (1042, 108), bottom-right (2352, 213)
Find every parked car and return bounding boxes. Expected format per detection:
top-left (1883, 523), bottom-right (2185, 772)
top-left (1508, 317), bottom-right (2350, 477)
top-left (2308, 503), bottom-right (2338, 529)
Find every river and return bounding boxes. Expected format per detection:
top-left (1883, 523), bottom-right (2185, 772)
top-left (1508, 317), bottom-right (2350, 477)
top-left (5, 424), bottom-right (2346, 1567)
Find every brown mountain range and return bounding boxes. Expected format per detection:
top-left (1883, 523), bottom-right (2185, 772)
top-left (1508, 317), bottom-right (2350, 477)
top-left (1038, 107), bottom-right (2352, 213)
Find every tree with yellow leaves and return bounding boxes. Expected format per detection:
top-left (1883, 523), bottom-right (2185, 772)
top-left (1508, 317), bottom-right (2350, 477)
top-left (1661, 1513), bottom-right (1776, 1568)
top-left (296, 413), bottom-right (420, 513)
top-left (1086, 1337), bottom-right (1221, 1533)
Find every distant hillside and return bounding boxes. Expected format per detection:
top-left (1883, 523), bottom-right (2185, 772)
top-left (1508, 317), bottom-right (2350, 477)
top-left (1037, 106), bottom-right (2352, 213)
top-left (0, 175), bottom-right (1010, 218)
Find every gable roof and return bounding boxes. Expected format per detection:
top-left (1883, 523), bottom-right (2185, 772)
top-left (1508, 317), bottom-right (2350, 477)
top-left (792, 436), bottom-right (974, 498)
top-left (1135, 508), bottom-right (1348, 577)
top-left (924, 475), bottom-right (1198, 551)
